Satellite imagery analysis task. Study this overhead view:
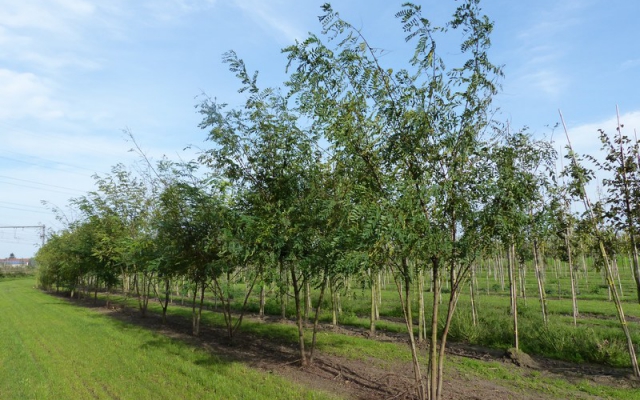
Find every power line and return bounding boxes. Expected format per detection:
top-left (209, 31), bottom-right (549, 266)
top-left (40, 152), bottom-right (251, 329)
top-left (0, 179), bottom-right (82, 196)
top-left (0, 205), bottom-right (53, 215)
top-left (0, 175), bottom-right (87, 193)
top-left (0, 201), bottom-right (48, 210)
top-left (0, 155), bottom-right (102, 176)
top-left (0, 225), bottom-right (45, 247)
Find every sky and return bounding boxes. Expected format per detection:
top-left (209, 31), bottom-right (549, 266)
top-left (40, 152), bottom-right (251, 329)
top-left (1, 0), bottom-right (639, 258)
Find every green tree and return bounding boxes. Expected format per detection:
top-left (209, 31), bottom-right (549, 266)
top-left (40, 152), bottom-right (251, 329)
top-left (199, 51), bottom-right (323, 363)
top-left (286, 2), bottom-right (502, 398)
top-left (587, 120), bottom-right (640, 303)
top-left (486, 130), bottom-right (555, 348)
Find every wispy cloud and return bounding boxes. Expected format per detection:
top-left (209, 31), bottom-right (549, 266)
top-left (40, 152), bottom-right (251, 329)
top-left (142, 0), bottom-right (218, 22)
top-left (0, 69), bottom-right (64, 120)
top-left (0, 0), bottom-right (120, 75)
top-left (0, 0), bottom-right (95, 34)
top-left (232, 0), bottom-right (306, 43)
top-left (520, 69), bottom-right (567, 98)
top-left (509, 1), bottom-right (592, 100)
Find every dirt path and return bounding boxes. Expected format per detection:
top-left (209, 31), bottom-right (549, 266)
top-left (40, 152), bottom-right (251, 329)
top-left (71, 296), bottom-right (639, 399)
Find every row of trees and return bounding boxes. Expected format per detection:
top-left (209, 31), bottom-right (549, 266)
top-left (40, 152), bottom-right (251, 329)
top-left (35, 2), bottom-right (640, 398)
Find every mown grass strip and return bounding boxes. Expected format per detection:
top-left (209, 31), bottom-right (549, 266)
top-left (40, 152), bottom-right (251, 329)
top-left (0, 278), bottom-right (337, 400)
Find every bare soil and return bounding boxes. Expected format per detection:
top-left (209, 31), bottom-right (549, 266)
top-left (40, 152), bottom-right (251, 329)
top-left (63, 295), bottom-right (640, 400)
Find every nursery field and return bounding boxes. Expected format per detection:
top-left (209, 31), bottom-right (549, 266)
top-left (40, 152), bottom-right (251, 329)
top-left (4, 275), bottom-right (640, 399)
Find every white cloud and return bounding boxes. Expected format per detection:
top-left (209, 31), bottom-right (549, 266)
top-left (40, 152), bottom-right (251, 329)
top-left (0, 0), bottom-right (95, 34)
top-left (0, 69), bottom-right (64, 120)
top-left (561, 109), bottom-right (640, 159)
top-left (520, 69), bottom-right (567, 98)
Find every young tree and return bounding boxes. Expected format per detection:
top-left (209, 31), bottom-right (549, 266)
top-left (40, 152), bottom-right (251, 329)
top-left (286, 2), bottom-right (502, 398)
top-left (199, 51), bottom-right (322, 363)
top-left (587, 113), bottom-right (640, 304)
top-left (560, 111), bottom-right (640, 377)
top-left (486, 130), bottom-right (555, 348)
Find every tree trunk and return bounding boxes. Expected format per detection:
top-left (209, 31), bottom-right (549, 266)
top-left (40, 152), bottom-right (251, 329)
top-left (395, 258), bottom-right (424, 400)
top-left (469, 264), bottom-right (477, 327)
top-left (370, 268), bottom-right (377, 336)
top-left (259, 284), bottom-right (265, 319)
top-left (304, 279), bottom-right (311, 326)
top-left (436, 270), bottom-right (462, 400)
top-left (566, 230), bottom-right (578, 326)
top-left (191, 281), bottom-right (198, 335)
top-left (507, 242), bottom-right (519, 351)
top-left (290, 266), bottom-right (307, 366)
top-left (419, 268), bottom-right (427, 339)
top-left (310, 269), bottom-right (329, 363)
top-left (428, 258), bottom-right (440, 400)
top-left (598, 241), bottom-right (640, 377)
top-left (532, 239), bottom-right (547, 325)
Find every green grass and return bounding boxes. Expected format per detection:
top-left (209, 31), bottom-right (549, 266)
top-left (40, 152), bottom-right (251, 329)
top-left (0, 278), bottom-right (337, 400)
top-left (190, 265), bottom-right (640, 368)
top-left (451, 356), bottom-right (640, 400)
top-left (10, 274), bottom-right (640, 400)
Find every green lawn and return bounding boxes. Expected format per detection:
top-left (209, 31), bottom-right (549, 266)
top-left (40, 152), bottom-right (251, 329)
top-left (0, 277), bottom-right (336, 400)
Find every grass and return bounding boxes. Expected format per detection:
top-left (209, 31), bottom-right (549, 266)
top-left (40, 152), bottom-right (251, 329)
top-left (160, 262), bottom-right (640, 369)
top-left (7, 273), bottom-right (640, 400)
top-left (0, 277), bottom-right (337, 400)
top-left (451, 356), bottom-right (640, 400)
top-left (142, 285), bottom-right (640, 399)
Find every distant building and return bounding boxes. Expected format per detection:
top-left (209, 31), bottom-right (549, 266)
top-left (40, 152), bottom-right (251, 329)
top-left (0, 258), bottom-right (31, 267)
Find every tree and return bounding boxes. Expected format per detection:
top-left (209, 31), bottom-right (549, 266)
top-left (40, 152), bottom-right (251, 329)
top-left (587, 115), bottom-right (640, 304)
top-left (486, 130), bottom-right (555, 347)
top-left (285, 2), bottom-right (502, 398)
top-left (199, 51), bottom-right (323, 363)
top-left (560, 111), bottom-right (640, 377)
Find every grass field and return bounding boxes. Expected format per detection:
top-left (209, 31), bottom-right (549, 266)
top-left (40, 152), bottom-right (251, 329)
top-left (0, 277), bottom-right (335, 400)
top-left (3, 275), bottom-right (640, 399)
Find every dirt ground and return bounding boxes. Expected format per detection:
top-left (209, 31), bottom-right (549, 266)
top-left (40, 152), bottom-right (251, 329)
top-left (76, 296), bottom-right (639, 400)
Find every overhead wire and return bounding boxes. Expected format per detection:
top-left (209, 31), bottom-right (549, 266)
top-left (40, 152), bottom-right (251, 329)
top-left (0, 175), bottom-right (86, 193)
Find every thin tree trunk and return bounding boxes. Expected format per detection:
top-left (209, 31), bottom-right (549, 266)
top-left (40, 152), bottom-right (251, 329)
top-left (429, 258), bottom-right (440, 400)
top-left (259, 283), bottom-right (265, 319)
top-left (469, 264), bottom-right (478, 327)
top-left (280, 259), bottom-right (287, 320)
top-left (330, 283), bottom-right (338, 326)
top-left (304, 279), bottom-right (311, 326)
top-left (395, 258), bottom-right (424, 400)
top-left (290, 266), bottom-right (307, 367)
top-left (436, 266), bottom-right (463, 400)
top-left (508, 242), bottom-right (519, 351)
top-left (370, 268), bottom-right (376, 336)
top-left (310, 269), bottom-right (329, 363)
top-left (191, 281), bottom-right (199, 335)
top-left (599, 241), bottom-right (640, 376)
top-left (419, 268), bottom-right (427, 339)
top-left (533, 239), bottom-right (547, 325)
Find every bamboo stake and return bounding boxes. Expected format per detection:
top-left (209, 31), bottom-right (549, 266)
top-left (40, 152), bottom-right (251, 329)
top-left (559, 109), bottom-right (640, 377)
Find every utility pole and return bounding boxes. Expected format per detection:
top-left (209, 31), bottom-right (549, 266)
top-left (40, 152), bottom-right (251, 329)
top-left (0, 225), bottom-right (46, 248)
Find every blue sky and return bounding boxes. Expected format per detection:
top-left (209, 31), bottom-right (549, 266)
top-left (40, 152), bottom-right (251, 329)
top-left (1, 0), bottom-right (639, 257)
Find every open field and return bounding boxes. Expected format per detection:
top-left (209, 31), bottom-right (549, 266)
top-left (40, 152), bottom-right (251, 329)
top-left (4, 276), bottom-right (640, 399)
